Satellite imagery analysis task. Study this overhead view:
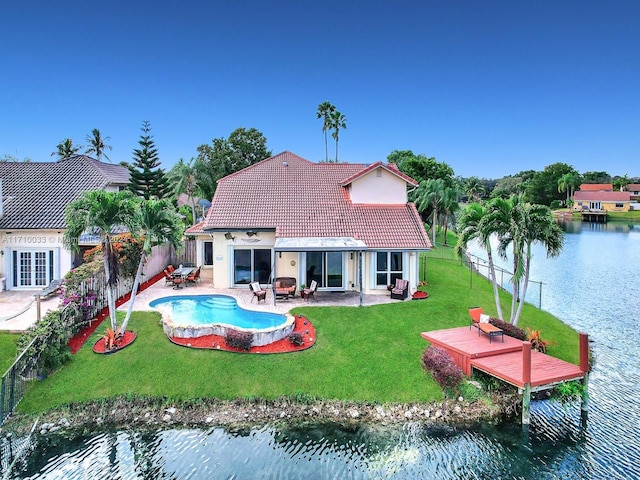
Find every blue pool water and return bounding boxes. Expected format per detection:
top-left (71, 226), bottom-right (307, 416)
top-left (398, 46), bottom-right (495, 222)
top-left (149, 294), bottom-right (286, 330)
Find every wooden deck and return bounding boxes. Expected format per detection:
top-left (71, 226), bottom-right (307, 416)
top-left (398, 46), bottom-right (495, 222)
top-left (421, 326), bottom-right (587, 389)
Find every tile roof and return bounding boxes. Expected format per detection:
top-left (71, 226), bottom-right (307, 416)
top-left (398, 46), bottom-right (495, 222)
top-left (578, 183), bottom-right (613, 191)
top-left (203, 151), bottom-right (431, 249)
top-left (339, 161), bottom-right (419, 187)
top-left (574, 191), bottom-right (630, 201)
top-left (185, 221), bottom-right (205, 235)
top-left (0, 155), bottom-right (130, 229)
top-left (626, 184), bottom-right (640, 192)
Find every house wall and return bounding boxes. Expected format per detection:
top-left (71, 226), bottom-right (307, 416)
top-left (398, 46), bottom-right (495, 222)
top-left (348, 168), bottom-right (408, 204)
top-left (212, 231), bottom-right (277, 288)
top-left (573, 201), bottom-right (630, 212)
top-left (0, 229), bottom-right (70, 290)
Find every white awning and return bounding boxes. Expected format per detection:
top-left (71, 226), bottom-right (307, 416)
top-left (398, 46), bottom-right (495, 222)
top-left (274, 237), bottom-right (368, 252)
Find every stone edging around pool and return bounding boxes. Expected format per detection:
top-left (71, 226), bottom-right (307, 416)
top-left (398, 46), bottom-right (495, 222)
top-left (161, 313), bottom-right (296, 347)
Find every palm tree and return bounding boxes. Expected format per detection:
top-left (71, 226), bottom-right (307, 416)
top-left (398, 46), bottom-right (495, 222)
top-left (85, 128), bottom-right (112, 162)
top-left (63, 190), bottom-right (138, 332)
top-left (454, 202), bottom-right (504, 320)
top-left (557, 172), bottom-right (581, 205)
top-left (414, 178), bottom-right (446, 245)
top-left (119, 198), bottom-right (183, 334)
top-left (330, 110), bottom-right (347, 162)
top-left (168, 158), bottom-right (199, 224)
top-left (465, 177), bottom-right (485, 202)
top-left (440, 184), bottom-right (462, 244)
top-left (316, 101), bottom-right (336, 162)
top-left (51, 138), bottom-right (82, 159)
top-left (509, 203), bottom-right (563, 325)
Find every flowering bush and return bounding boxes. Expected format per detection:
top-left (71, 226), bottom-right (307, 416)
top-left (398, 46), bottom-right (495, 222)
top-left (421, 346), bottom-right (464, 391)
top-left (83, 233), bottom-right (143, 278)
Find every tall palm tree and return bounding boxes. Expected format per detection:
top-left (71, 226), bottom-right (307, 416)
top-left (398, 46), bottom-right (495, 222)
top-left (316, 101), bottom-right (336, 162)
top-left (168, 158), bottom-right (199, 224)
top-left (439, 184), bottom-right (462, 244)
top-left (330, 110), bottom-right (347, 162)
top-left (63, 190), bottom-right (138, 332)
top-left (85, 128), bottom-right (112, 162)
top-left (454, 202), bottom-right (504, 320)
top-left (51, 138), bottom-right (82, 159)
top-left (509, 203), bottom-right (563, 325)
top-left (119, 198), bottom-right (184, 334)
top-left (414, 178), bottom-right (446, 245)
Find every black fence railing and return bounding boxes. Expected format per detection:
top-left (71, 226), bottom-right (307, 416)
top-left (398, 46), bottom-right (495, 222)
top-left (0, 336), bottom-right (38, 426)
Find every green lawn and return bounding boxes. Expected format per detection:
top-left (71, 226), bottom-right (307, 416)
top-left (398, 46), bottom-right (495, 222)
top-left (17, 235), bottom-right (580, 414)
top-left (0, 333), bottom-right (20, 374)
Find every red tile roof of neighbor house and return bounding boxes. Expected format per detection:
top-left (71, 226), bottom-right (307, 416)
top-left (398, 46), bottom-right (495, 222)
top-left (574, 191), bottom-right (630, 201)
top-left (626, 184), bottom-right (640, 192)
top-left (579, 183), bottom-right (613, 191)
top-left (203, 151), bottom-right (432, 249)
top-left (185, 221), bottom-right (205, 235)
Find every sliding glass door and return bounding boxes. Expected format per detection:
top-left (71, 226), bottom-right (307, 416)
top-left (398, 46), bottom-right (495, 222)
top-left (306, 251), bottom-right (343, 289)
top-left (233, 248), bottom-right (271, 285)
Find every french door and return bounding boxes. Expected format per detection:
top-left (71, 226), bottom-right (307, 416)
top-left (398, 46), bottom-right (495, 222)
top-left (14, 250), bottom-right (53, 288)
top-left (306, 251), bottom-right (344, 289)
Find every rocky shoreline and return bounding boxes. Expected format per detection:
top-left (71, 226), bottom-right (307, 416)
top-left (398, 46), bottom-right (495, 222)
top-left (3, 393), bottom-right (521, 436)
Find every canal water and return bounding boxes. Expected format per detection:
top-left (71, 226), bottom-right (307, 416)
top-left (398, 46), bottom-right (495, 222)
top-left (4, 221), bottom-right (640, 479)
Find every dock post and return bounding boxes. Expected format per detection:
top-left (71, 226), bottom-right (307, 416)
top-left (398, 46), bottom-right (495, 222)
top-left (522, 341), bottom-right (532, 425)
top-left (36, 295), bottom-right (41, 323)
top-left (579, 332), bottom-right (590, 420)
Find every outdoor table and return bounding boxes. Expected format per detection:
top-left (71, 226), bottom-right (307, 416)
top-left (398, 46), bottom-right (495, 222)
top-left (171, 267), bottom-right (194, 289)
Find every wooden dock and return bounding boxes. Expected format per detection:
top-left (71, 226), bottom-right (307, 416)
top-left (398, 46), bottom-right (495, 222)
top-left (581, 211), bottom-right (607, 222)
top-left (421, 327), bottom-right (590, 424)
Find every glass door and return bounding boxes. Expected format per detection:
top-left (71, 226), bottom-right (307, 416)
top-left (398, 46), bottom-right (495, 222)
top-left (305, 251), bottom-right (344, 289)
top-left (233, 249), bottom-right (272, 285)
top-left (16, 250), bottom-right (51, 288)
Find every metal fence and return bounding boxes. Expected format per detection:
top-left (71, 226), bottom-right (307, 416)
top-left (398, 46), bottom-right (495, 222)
top-left (0, 243), bottom-right (173, 427)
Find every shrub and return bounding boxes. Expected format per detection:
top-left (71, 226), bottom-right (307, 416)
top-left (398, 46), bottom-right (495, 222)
top-left (225, 329), bottom-right (253, 351)
top-left (17, 309), bottom-right (73, 375)
top-left (550, 199), bottom-right (563, 209)
top-left (551, 380), bottom-right (586, 407)
top-left (421, 346), bottom-right (464, 391)
top-left (526, 328), bottom-right (550, 353)
top-left (287, 332), bottom-right (304, 346)
top-left (489, 318), bottom-right (527, 341)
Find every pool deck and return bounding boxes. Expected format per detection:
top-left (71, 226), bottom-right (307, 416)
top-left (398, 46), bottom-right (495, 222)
top-left (0, 269), bottom-right (400, 333)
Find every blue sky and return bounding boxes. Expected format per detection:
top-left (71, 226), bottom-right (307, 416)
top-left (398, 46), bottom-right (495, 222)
top-left (1, 1), bottom-right (638, 179)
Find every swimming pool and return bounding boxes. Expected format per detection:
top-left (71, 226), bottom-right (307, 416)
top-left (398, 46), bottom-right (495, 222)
top-left (149, 295), bottom-right (295, 346)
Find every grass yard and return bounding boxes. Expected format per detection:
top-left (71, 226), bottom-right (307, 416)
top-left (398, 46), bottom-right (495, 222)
top-left (0, 332), bottom-right (20, 373)
top-left (17, 233), bottom-right (580, 414)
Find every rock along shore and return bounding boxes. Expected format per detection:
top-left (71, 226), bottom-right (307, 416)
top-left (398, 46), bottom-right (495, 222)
top-left (3, 393), bottom-right (521, 436)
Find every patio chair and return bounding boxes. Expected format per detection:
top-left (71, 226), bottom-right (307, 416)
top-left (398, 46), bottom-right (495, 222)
top-left (303, 280), bottom-right (318, 301)
top-left (163, 269), bottom-right (175, 286)
top-left (37, 279), bottom-right (61, 299)
top-left (167, 265), bottom-right (175, 274)
top-left (390, 279), bottom-right (409, 300)
top-left (249, 282), bottom-right (266, 303)
top-left (468, 306), bottom-right (484, 329)
top-left (186, 267), bottom-right (201, 285)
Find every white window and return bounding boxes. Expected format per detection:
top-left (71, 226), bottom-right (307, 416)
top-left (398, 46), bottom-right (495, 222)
top-left (375, 251), bottom-right (403, 287)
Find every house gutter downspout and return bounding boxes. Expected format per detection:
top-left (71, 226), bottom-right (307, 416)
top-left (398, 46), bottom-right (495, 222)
top-left (359, 251), bottom-right (363, 307)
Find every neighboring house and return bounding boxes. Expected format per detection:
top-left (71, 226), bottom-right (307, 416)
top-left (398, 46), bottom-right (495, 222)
top-left (0, 155), bottom-right (129, 291)
top-left (573, 190), bottom-right (631, 212)
top-left (577, 183), bottom-right (613, 192)
top-left (199, 151), bottom-right (432, 296)
top-left (626, 184), bottom-right (640, 202)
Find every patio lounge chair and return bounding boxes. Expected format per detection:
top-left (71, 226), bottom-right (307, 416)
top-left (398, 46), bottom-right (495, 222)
top-left (468, 306), bottom-right (484, 329)
top-left (303, 280), bottom-right (318, 301)
top-left (390, 279), bottom-right (409, 300)
top-left (249, 282), bottom-right (266, 303)
top-left (37, 279), bottom-right (61, 299)
top-left (468, 306), bottom-right (503, 343)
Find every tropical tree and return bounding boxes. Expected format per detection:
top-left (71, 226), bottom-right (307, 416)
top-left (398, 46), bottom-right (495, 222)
top-left (557, 172), bottom-right (581, 205)
top-left (464, 176), bottom-right (485, 202)
top-left (439, 184), bottom-right (462, 244)
top-left (525, 162), bottom-right (575, 205)
top-left (128, 121), bottom-right (171, 200)
top-left (496, 196), bottom-right (564, 325)
top-left (330, 110), bottom-right (347, 162)
top-left (85, 128), bottom-right (112, 162)
top-left (63, 190), bottom-right (138, 333)
top-left (414, 178), bottom-right (446, 245)
top-left (168, 158), bottom-right (199, 224)
top-left (51, 138), bottom-right (82, 159)
top-left (316, 101), bottom-right (336, 162)
top-left (612, 174), bottom-right (629, 192)
top-left (454, 202), bottom-right (504, 320)
top-left (119, 198), bottom-right (183, 334)
top-left (195, 127), bottom-right (271, 198)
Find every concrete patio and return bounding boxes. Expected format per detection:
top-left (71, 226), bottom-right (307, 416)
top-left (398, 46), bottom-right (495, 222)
top-left (0, 269), bottom-right (403, 333)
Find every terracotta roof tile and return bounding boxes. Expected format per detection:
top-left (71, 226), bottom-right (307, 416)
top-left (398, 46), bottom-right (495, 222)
top-left (579, 183), bottom-right (613, 191)
top-left (573, 191), bottom-right (630, 201)
top-left (203, 152), bottom-right (431, 249)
